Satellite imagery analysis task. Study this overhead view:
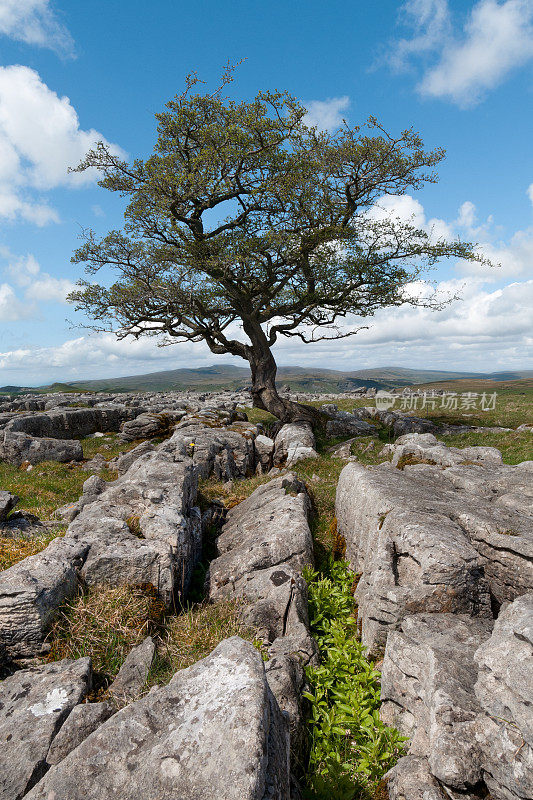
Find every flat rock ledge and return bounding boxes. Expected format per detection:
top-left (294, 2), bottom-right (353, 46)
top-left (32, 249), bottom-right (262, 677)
top-left (381, 595), bottom-right (533, 800)
top-left (336, 435), bottom-right (533, 656)
top-left (208, 473), bottom-right (317, 778)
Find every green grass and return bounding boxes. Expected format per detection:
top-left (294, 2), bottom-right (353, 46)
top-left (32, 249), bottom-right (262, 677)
top-left (442, 429), bottom-right (532, 464)
top-left (0, 526), bottom-right (65, 571)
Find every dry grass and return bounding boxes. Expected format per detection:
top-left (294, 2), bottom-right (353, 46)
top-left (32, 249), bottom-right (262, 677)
top-left (0, 526), bottom-right (64, 570)
top-left (148, 599), bottom-right (259, 686)
top-left (47, 584), bottom-right (165, 683)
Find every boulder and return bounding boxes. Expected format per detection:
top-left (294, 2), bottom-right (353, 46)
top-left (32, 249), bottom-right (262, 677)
top-left (335, 461), bottom-right (492, 655)
top-left (46, 701), bottom-right (115, 766)
top-left (115, 440), bottom-right (155, 475)
top-left (385, 756), bottom-right (450, 800)
top-left (473, 593), bottom-right (533, 800)
top-left (0, 657), bottom-right (91, 800)
top-left (209, 474), bottom-right (313, 598)
top-left (119, 411), bottom-right (183, 442)
top-left (0, 491), bottom-right (17, 522)
top-left (26, 638), bottom-right (290, 800)
top-left (160, 421), bottom-right (257, 479)
top-left (0, 430), bottom-right (83, 466)
top-left (336, 453), bottom-right (533, 654)
top-left (254, 434), bottom-right (275, 472)
top-left (5, 406), bottom-right (134, 440)
top-left (390, 432), bottom-right (503, 468)
top-left (108, 636), bottom-right (156, 704)
top-left (380, 613), bottom-right (493, 790)
top-left (0, 537), bottom-right (89, 660)
top-left (320, 404), bottom-right (374, 437)
top-left (274, 423), bottom-right (318, 466)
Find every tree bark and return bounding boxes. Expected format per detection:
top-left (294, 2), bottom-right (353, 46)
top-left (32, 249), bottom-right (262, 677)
top-left (243, 321), bottom-right (324, 427)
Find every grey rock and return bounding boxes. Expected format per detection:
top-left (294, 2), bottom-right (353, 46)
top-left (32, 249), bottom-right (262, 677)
top-left (209, 474), bottom-right (313, 598)
top-left (390, 432), bottom-right (503, 468)
top-left (321, 405), bottom-right (374, 437)
top-left (46, 701), bottom-right (115, 766)
top-left (0, 657), bottom-right (91, 800)
top-left (473, 593), bottom-right (533, 800)
top-left (119, 411), bottom-right (183, 442)
top-left (385, 756), bottom-right (449, 800)
top-left (0, 491), bottom-right (18, 522)
top-left (255, 434), bottom-right (275, 472)
top-left (26, 638), bottom-right (290, 800)
top-left (0, 537), bottom-right (89, 659)
top-left (115, 440), bottom-right (155, 475)
top-left (160, 421), bottom-right (257, 480)
top-left (0, 430), bottom-right (83, 466)
top-left (336, 452), bottom-right (533, 654)
top-left (380, 613), bottom-right (493, 790)
top-left (336, 461), bottom-right (492, 656)
top-left (5, 406), bottom-right (134, 440)
top-left (108, 636), bottom-right (156, 704)
top-left (274, 424), bottom-right (318, 466)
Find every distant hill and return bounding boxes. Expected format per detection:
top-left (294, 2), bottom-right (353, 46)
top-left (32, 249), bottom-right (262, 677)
top-left (2, 364), bottom-right (530, 395)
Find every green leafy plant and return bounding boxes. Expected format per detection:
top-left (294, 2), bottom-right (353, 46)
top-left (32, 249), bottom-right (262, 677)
top-left (303, 559), bottom-right (406, 799)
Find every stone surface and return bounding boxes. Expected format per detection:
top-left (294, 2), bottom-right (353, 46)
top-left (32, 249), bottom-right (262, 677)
top-left (0, 430), bottom-right (83, 466)
top-left (5, 406), bottom-right (134, 440)
top-left (274, 424), bottom-right (318, 466)
top-left (473, 593), bottom-right (533, 800)
top-left (385, 756), bottom-right (449, 800)
top-left (321, 404), bottom-right (374, 437)
top-left (0, 491), bottom-right (17, 522)
top-left (119, 411), bottom-right (183, 441)
top-left (108, 636), bottom-right (156, 704)
top-left (380, 613), bottom-right (493, 790)
top-left (0, 657), bottom-right (91, 800)
top-left (115, 440), bottom-right (155, 475)
top-left (336, 451), bottom-right (533, 654)
top-left (67, 449), bottom-right (201, 606)
top-left (209, 474), bottom-right (313, 598)
top-left (46, 701), bottom-right (115, 766)
top-left (0, 537), bottom-right (89, 660)
top-left (160, 419), bottom-right (257, 479)
top-left (26, 638), bottom-right (290, 800)
top-left (254, 434), bottom-right (275, 472)
top-left (390, 432), bottom-right (503, 468)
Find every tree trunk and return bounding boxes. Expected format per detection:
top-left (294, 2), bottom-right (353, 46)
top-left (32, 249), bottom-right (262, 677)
top-left (244, 325), bottom-right (324, 427)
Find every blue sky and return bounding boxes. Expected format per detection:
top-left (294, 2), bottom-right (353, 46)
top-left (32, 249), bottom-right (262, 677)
top-left (0, 0), bottom-right (532, 385)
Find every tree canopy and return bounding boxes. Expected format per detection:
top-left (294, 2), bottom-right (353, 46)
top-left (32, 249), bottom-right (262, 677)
top-left (69, 69), bottom-right (484, 423)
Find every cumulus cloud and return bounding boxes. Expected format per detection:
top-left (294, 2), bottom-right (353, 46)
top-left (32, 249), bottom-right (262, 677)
top-left (0, 248), bottom-right (76, 317)
top-left (386, 0), bottom-right (533, 106)
top-left (528, 182), bottom-right (533, 205)
top-left (0, 0), bottom-right (74, 57)
top-left (305, 96), bottom-right (350, 131)
top-left (0, 66), bottom-right (123, 224)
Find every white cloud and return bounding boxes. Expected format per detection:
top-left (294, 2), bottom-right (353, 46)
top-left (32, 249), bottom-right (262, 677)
top-left (0, 281), bottom-right (33, 321)
top-left (305, 96), bottom-right (350, 131)
top-left (387, 0), bottom-right (533, 106)
top-left (528, 182), bottom-right (533, 205)
top-left (0, 0), bottom-right (74, 57)
top-left (0, 66), bottom-right (124, 224)
top-left (1, 248), bottom-right (76, 308)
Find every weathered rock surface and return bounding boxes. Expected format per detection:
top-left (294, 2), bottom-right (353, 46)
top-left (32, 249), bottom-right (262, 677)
top-left (209, 474), bottom-right (313, 598)
top-left (5, 407), bottom-right (135, 440)
top-left (26, 638), bottom-right (290, 800)
top-left (118, 411), bottom-right (184, 441)
top-left (0, 657), bottom-right (91, 800)
top-left (208, 474), bottom-right (316, 774)
top-left (380, 613), bottom-right (493, 790)
top-left (46, 701), bottom-right (115, 766)
top-left (254, 433), bottom-right (275, 472)
top-left (0, 491), bottom-right (17, 521)
top-left (67, 449), bottom-right (201, 606)
top-left (336, 447), bottom-right (533, 654)
top-left (0, 537), bottom-right (89, 659)
top-left (274, 424), bottom-right (318, 466)
top-left (0, 430), bottom-right (83, 466)
top-left (473, 593), bottom-right (533, 800)
top-left (114, 440), bottom-right (155, 475)
top-left (320, 404), bottom-right (374, 437)
top-left (108, 636), bottom-right (156, 704)
top-left (390, 432), bottom-right (503, 468)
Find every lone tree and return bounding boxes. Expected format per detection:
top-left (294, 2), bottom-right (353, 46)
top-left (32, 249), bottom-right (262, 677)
top-left (70, 70), bottom-right (483, 424)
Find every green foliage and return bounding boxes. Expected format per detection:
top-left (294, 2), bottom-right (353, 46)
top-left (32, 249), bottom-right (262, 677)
top-left (303, 559), bottom-right (406, 799)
